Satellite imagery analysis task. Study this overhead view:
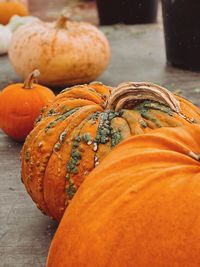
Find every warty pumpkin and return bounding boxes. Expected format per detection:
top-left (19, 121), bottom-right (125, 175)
top-left (8, 14), bottom-right (110, 87)
top-left (21, 81), bottom-right (200, 221)
top-left (0, 70), bottom-right (55, 142)
top-left (47, 124), bottom-right (200, 267)
top-left (0, 0), bottom-right (28, 25)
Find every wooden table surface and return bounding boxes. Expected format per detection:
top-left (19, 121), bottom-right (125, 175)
top-left (1, 5), bottom-right (200, 267)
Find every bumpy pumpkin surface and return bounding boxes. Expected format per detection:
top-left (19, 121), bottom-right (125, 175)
top-left (0, 0), bottom-right (28, 25)
top-left (21, 81), bottom-right (200, 221)
top-left (9, 15), bottom-right (110, 87)
top-left (47, 124), bottom-right (200, 267)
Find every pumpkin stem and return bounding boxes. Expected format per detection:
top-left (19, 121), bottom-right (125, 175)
top-left (23, 70), bottom-right (40, 89)
top-left (107, 82), bottom-right (193, 123)
top-left (55, 13), bottom-right (70, 29)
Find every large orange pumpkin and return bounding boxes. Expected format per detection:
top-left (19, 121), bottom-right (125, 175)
top-left (47, 124), bottom-right (200, 267)
top-left (21, 82), bottom-right (200, 221)
top-left (0, 0), bottom-right (28, 25)
top-left (0, 70), bottom-right (55, 142)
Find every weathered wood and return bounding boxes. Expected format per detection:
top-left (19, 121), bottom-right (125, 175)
top-left (1, 7), bottom-right (200, 267)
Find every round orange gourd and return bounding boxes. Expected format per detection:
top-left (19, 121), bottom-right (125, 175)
top-left (0, 0), bottom-right (28, 25)
top-left (47, 124), bottom-right (200, 267)
top-left (0, 70), bottom-right (55, 142)
top-left (9, 14), bottom-right (110, 87)
top-left (20, 81), bottom-right (200, 221)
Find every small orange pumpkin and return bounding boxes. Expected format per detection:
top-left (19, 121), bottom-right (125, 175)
top-left (47, 124), bottom-right (200, 267)
top-left (0, 0), bottom-right (29, 25)
top-left (0, 70), bottom-right (55, 142)
top-left (21, 81), bottom-right (200, 221)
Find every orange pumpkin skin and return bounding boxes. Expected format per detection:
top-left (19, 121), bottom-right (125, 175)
top-left (0, 0), bottom-right (28, 25)
top-left (47, 124), bottom-right (200, 267)
top-left (20, 82), bottom-right (200, 221)
top-left (0, 71), bottom-right (55, 142)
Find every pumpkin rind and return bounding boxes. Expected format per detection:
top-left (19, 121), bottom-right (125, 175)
top-left (9, 16), bottom-right (110, 87)
top-left (47, 124), bottom-right (200, 267)
top-left (0, 70), bottom-right (55, 141)
top-left (21, 82), bottom-right (200, 220)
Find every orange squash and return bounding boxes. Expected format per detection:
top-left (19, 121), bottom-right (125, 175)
top-left (0, 70), bottom-right (55, 142)
top-left (21, 81), bottom-right (200, 221)
top-left (0, 0), bottom-right (28, 25)
top-left (47, 124), bottom-right (200, 267)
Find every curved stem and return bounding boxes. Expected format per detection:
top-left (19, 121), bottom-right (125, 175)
top-left (23, 70), bottom-right (40, 89)
top-left (55, 13), bottom-right (70, 29)
top-left (107, 82), bottom-right (193, 123)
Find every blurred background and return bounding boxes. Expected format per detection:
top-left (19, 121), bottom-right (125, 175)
top-left (30, 0), bottom-right (99, 24)
top-left (29, 0), bottom-right (162, 25)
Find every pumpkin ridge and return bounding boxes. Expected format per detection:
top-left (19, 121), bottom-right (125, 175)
top-left (117, 131), bottom-right (200, 160)
top-left (22, 84), bottom-right (108, 211)
top-left (111, 153), bottom-right (200, 200)
top-left (110, 117), bottom-right (131, 148)
top-left (56, 87), bottom-right (106, 107)
top-left (140, 110), bottom-right (163, 128)
top-left (23, 105), bottom-right (101, 214)
top-left (121, 110), bottom-right (145, 134)
top-left (60, 85), bottom-right (88, 94)
top-left (43, 108), bottom-right (102, 220)
top-left (40, 99), bottom-right (100, 120)
top-left (88, 82), bottom-right (112, 99)
top-left (94, 110), bottom-right (130, 163)
top-left (21, 117), bottom-right (57, 213)
top-left (44, 107), bottom-right (81, 132)
top-left (64, 112), bottom-right (102, 189)
top-left (136, 101), bottom-right (173, 115)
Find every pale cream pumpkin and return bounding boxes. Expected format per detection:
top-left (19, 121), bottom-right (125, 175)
top-left (8, 15), bottom-right (39, 32)
top-left (0, 25), bottom-right (12, 55)
top-left (9, 15), bottom-right (110, 87)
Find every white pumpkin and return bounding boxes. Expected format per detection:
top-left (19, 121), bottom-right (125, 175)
top-left (0, 25), bottom-right (12, 55)
top-left (8, 15), bottom-right (39, 32)
top-left (0, 15), bottom-right (39, 55)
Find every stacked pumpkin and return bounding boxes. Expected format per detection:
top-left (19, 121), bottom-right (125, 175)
top-left (21, 81), bottom-right (200, 221)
